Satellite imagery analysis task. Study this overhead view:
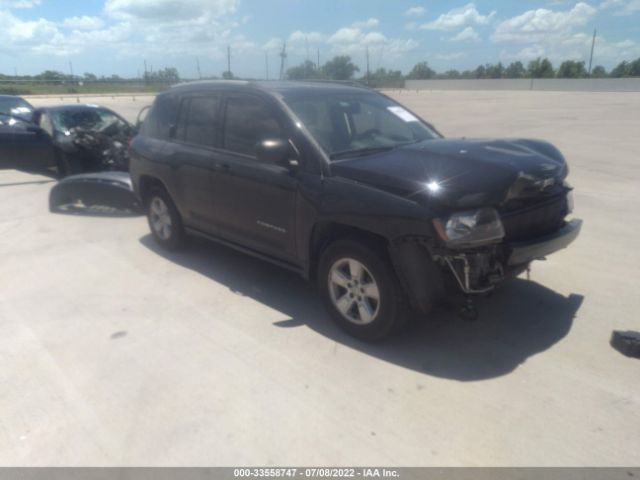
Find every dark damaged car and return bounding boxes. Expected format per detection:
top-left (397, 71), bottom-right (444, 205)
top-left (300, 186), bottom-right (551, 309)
top-left (129, 81), bottom-right (582, 340)
top-left (1, 100), bottom-right (135, 176)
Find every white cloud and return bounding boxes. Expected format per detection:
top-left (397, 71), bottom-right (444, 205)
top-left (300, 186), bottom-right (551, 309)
top-left (328, 27), bottom-right (362, 45)
top-left (0, 0), bottom-right (40, 8)
top-left (263, 37), bottom-right (284, 53)
top-left (351, 18), bottom-right (379, 29)
top-left (0, 0), bottom-right (246, 60)
top-left (104, 0), bottom-right (238, 22)
top-left (62, 16), bottom-right (105, 30)
top-left (491, 2), bottom-right (596, 44)
top-left (499, 33), bottom-right (640, 65)
top-left (600, 0), bottom-right (640, 15)
top-left (289, 31), bottom-right (325, 43)
top-left (450, 26), bottom-right (481, 42)
top-left (326, 23), bottom-right (417, 60)
top-left (405, 6), bottom-right (426, 17)
top-left (435, 52), bottom-right (467, 60)
top-left (420, 3), bottom-right (495, 31)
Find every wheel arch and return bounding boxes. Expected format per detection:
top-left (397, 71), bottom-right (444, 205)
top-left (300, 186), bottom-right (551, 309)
top-left (138, 175), bottom-right (169, 207)
top-left (309, 221), bottom-right (443, 314)
top-left (308, 221), bottom-right (391, 281)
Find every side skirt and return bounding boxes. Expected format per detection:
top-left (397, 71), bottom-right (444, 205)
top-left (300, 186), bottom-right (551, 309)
top-left (185, 226), bottom-right (308, 279)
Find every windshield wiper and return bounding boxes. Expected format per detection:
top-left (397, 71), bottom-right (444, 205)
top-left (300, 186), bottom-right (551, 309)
top-left (330, 145), bottom-right (398, 160)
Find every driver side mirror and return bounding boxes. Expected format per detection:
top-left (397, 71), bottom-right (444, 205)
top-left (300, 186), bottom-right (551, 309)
top-left (255, 138), bottom-right (298, 170)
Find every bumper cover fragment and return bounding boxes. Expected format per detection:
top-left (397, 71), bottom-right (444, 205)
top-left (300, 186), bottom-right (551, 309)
top-left (507, 219), bottom-right (582, 266)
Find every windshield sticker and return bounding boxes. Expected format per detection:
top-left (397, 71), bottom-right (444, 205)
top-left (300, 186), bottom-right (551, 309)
top-left (387, 106), bottom-right (418, 122)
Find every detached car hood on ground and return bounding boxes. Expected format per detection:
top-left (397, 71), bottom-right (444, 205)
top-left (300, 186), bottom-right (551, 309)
top-left (330, 138), bottom-right (569, 210)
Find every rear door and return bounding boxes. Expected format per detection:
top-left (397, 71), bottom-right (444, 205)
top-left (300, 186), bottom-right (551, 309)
top-left (210, 92), bottom-right (299, 262)
top-left (166, 93), bottom-right (222, 233)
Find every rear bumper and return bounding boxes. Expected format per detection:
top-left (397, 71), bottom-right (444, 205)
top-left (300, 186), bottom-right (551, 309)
top-left (507, 219), bottom-right (582, 266)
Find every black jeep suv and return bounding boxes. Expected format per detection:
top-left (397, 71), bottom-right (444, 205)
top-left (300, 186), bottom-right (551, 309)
top-left (129, 80), bottom-right (581, 340)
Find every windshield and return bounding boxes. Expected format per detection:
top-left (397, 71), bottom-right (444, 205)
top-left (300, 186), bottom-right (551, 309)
top-left (51, 108), bottom-right (126, 131)
top-left (283, 91), bottom-right (440, 160)
top-left (0, 97), bottom-right (33, 118)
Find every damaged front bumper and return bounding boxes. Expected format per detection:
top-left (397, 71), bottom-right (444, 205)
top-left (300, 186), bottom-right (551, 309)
top-left (506, 219), bottom-right (582, 266)
top-left (435, 218), bottom-right (582, 295)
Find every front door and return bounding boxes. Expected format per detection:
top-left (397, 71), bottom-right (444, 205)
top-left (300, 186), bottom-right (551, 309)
top-left (211, 93), bottom-right (298, 262)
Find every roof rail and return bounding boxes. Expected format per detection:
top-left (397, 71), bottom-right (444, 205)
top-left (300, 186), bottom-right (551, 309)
top-left (293, 79), bottom-right (372, 89)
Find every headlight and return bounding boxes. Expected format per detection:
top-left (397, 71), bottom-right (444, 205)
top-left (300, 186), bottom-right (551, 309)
top-left (433, 207), bottom-right (505, 248)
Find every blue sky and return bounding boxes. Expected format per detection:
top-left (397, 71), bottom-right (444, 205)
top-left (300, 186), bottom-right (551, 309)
top-left (1, 0), bottom-right (639, 78)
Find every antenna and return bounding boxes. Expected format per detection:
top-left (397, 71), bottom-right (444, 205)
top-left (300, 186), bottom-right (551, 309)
top-left (279, 41), bottom-right (287, 80)
top-left (588, 28), bottom-right (597, 76)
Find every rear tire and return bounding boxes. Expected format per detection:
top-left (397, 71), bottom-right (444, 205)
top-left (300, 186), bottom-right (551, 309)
top-left (318, 238), bottom-right (409, 341)
top-left (146, 188), bottom-right (185, 250)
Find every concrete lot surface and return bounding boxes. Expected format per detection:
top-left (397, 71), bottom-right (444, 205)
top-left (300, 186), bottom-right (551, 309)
top-left (2, 91), bottom-right (639, 465)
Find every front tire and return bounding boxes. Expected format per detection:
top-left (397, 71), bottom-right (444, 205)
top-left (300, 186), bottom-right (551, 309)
top-left (318, 239), bottom-right (409, 341)
top-left (55, 150), bottom-right (83, 178)
top-left (146, 188), bottom-right (185, 250)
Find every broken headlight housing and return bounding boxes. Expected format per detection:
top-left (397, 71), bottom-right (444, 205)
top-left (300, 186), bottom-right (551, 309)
top-left (433, 207), bottom-right (505, 248)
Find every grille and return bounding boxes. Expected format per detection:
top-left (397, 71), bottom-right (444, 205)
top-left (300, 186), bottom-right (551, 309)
top-left (501, 194), bottom-right (568, 242)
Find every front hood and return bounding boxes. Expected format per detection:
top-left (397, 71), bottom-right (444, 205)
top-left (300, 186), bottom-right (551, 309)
top-left (330, 138), bottom-right (568, 210)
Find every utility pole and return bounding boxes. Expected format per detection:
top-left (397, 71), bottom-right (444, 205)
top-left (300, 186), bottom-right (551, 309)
top-left (69, 61), bottom-right (74, 79)
top-left (279, 41), bottom-right (287, 80)
top-left (196, 57), bottom-right (202, 79)
top-left (588, 28), bottom-right (597, 76)
top-left (14, 67), bottom-right (17, 78)
top-left (366, 46), bottom-right (370, 86)
top-left (265, 51), bottom-right (269, 80)
top-left (305, 36), bottom-right (310, 63)
top-left (227, 45), bottom-right (232, 76)
top-left (317, 48), bottom-right (320, 71)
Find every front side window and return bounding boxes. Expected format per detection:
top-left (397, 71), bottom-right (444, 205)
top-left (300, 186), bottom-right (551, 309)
top-left (39, 112), bottom-right (54, 136)
top-left (223, 95), bottom-right (284, 157)
top-left (177, 95), bottom-right (220, 148)
top-left (0, 97), bottom-right (33, 119)
top-left (283, 91), bottom-right (440, 160)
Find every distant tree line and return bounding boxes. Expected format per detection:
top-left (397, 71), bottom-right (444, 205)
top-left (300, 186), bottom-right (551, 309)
top-left (2, 56), bottom-right (640, 91)
top-left (0, 67), bottom-right (180, 84)
top-left (283, 55), bottom-right (640, 87)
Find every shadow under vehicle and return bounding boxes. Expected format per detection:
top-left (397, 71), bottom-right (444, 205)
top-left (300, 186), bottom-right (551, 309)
top-left (129, 80), bottom-right (583, 341)
top-left (141, 234), bottom-right (583, 381)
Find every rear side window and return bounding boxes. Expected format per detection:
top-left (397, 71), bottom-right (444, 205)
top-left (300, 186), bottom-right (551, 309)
top-left (143, 93), bottom-right (179, 140)
top-left (223, 95), bottom-right (284, 157)
top-left (176, 95), bottom-right (220, 148)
